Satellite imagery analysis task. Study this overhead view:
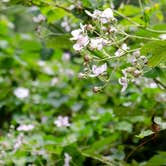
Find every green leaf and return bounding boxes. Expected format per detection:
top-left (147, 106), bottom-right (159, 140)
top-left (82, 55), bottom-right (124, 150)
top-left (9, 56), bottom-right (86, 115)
top-left (144, 67), bottom-right (166, 83)
top-left (136, 130), bottom-right (154, 139)
top-left (141, 41), bottom-right (166, 67)
top-left (83, 134), bottom-right (119, 154)
top-left (116, 121), bottom-right (132, 133)
top-left (118, 5), bottom-right (141, 17)
top-left (146, 152), bottom-right (166, 166)
top-left (46, 34), bottom-right (72, 49)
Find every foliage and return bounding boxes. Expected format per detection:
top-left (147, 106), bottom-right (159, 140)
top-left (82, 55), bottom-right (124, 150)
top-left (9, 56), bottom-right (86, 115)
top-left (0, 0), bottom-right (166, 165)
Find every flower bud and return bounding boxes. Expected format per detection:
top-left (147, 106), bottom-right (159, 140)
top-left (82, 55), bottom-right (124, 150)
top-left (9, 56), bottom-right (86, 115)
top-left (84, 55), bottom-right (90, 62)
top-left (133, 50), bottom-right (140, 58)
top-left (126, 67), bottom-right (134, 73)
top-left (85, 24), bottom-right (94, 31)
top-left (78, 73), bottom-right (85, 79)
top-left (93, 86), bottom-right (101, 93)
top-left (133, 70), bottom-right (142, 77)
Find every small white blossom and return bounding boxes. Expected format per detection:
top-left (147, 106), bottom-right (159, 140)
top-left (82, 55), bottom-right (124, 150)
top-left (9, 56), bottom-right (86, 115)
top-left (85, 8), bottom-right (114, 24)
top-left (54, 116), bottom-right (70, 127)
top-left (37, 60), bottom-right (46, 67)
top-left (73, 35), bottom-right (89, 51)
top-left (61, 17), bottom-right (71, 32)
top-left (119, 68), bottom-right (128, 92)
top-left (121, 43), bottom-right (129, 51)
top-left (50, 77), bottom-right (59, 86)
top-left (122, 69), bottom-right (127, 78)
top-left (17, 124), bottom-right (34, 131)
top-left (132, 50), bottom-right (140, 58)
top-left (13, 133), bottom-right (24, 152)
top-left (71, 29), bottom-right (82, 40)
top-left (119, 77), bottom-right (128, 92)
top-left (43, 66), bottom-right (54, 75)
top-left (100, 8), bottom-right (114, 24)
top-left (14, 87), bottom-right (29, 99)
top-left (85, 9), bottom-right (102, 19)
top-left (90, 38), bottom-right (107, 50)
top-left (115, 43), bottom-right (129, 57)
top-left (64, 153), bottom-right (72, 166)
top-left (33, 14), bottom-right (45, 23)
top-left (91, 63), bottom-right (107, 77)
top-left (62, 52), bottom-right (71, 61)
top-left (71, 26), bottom-right (89, 51)
top-left (159, 34), bottom-right (166, 40)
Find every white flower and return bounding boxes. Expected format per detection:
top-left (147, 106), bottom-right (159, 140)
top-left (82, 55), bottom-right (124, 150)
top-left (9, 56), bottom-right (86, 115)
top-left (122, 69), bottom-right (127, 78)
top-left (37, 60), bottom-right (46, 67)
top-left (61, 17), bottom-right (71, 32)
top-left (64, 153), bottom-right (72, 166)
top-left (50, 77), bottom-right (59, 86)
top-left (159, 34), bottom-right (166, 40)
top-left (92, 63), bottom-right (107, 76)
top-left (119, 77), bottom-right (128, 92)
top-left (132, 50), bottom-right (140, 58)
top-left (71, 26), bottom-right (89, 51)
top-left (85, 8), bottom-right (114, 24)
top-left (102, 8), bottom-right (113, 18)
top-left (17, 124), bottom-right (34, 131)
top-left (115, 43), bottom-right (129, 57)
top-left (13, 133), bottom-right (24, 152)
top-left (43, 66), bottom-right (54, 75)
top-left (71, 29), bottom-right (83, 40)
top-left (85, 9), bottom-right (102, 19)
top-left (33, 14), bottom-right (45, 23)
top-left (119, 68), bottom-right (128, 92)
top-left (121, 43), bottom-right (129, 51)
top-left (90, 38), bottom-right (107, 50)
top-left (54, 116), bottom-right (70, 127)
top-left (100, 8), bottom-right (114, 24)
top-left (73, 35), bottom-right (89, 51)
top-left (62, 52), bottom-right (71, 61)
top-left (14, 87), bottom-right (29, 99)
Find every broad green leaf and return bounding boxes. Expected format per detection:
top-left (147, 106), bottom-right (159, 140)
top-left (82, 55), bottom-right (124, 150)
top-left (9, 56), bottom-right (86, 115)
top-left (46, 34), bottom-right (72, 49)
top-left (116, 121), bottom-right (132, 133)
top-left (141, 41), bottom-right (166, 67)
top-left (146, 152), bottom-right (166, 166)
top-left (118, 5), bottom-right (141, 16)
top-left (136, 130), bottom-right (154, 139)
top-left (83, 134), bottom-right (119, 154)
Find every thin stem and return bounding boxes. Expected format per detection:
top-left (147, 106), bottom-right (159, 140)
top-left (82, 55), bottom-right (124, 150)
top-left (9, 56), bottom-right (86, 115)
top-left (79, 150), bottom-right (115, 166)
top-left (94, 48), bottom-right (140, 62)
top-left (120, 31), bottom-right (160, 41)
top-left (114, 10), bottom-right (166, 33)
top-left (125, 134), bottom-right (156, 161)
top-left (153, 79), bottom-right (166, 90)
top-left (113, 10), bottom-right (140, 26)
top-left (41, 0), bottom-right (71, 13)
top-left (145, 27), bottom-right (166, 34)
top-left (138, 0), bottom-right (144, 13)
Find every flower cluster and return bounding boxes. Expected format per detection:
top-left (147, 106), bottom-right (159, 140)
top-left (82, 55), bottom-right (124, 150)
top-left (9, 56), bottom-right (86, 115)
top-left (70, 24), bottom-right (89, 51)
top-left (115, 43), bottom-right (129, 57)
top-left (54, 116), bottom-right (70, 127)
top-left (33, 14), bottom-right (45, 23)
top-left (14, 87), bottom-right (29, 99)
top-left (64, 153), bottom-right (72, 166)
top-left (70, 7), bottom-right (154, 93)
top-left (70, 8), bottom-right (116, 52)
top-left (17, 124), bottom-right (35, 132)
top-left (85, 8), bottom-right (115, 24)
top-left (119, 69), bottom-right (128, 92)
top-left (91, 63), bottom-right (107, 77)
top-left (119, 50), bottom-right (148, 92)
top-left (13, 133), bottom-right (24, 152)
